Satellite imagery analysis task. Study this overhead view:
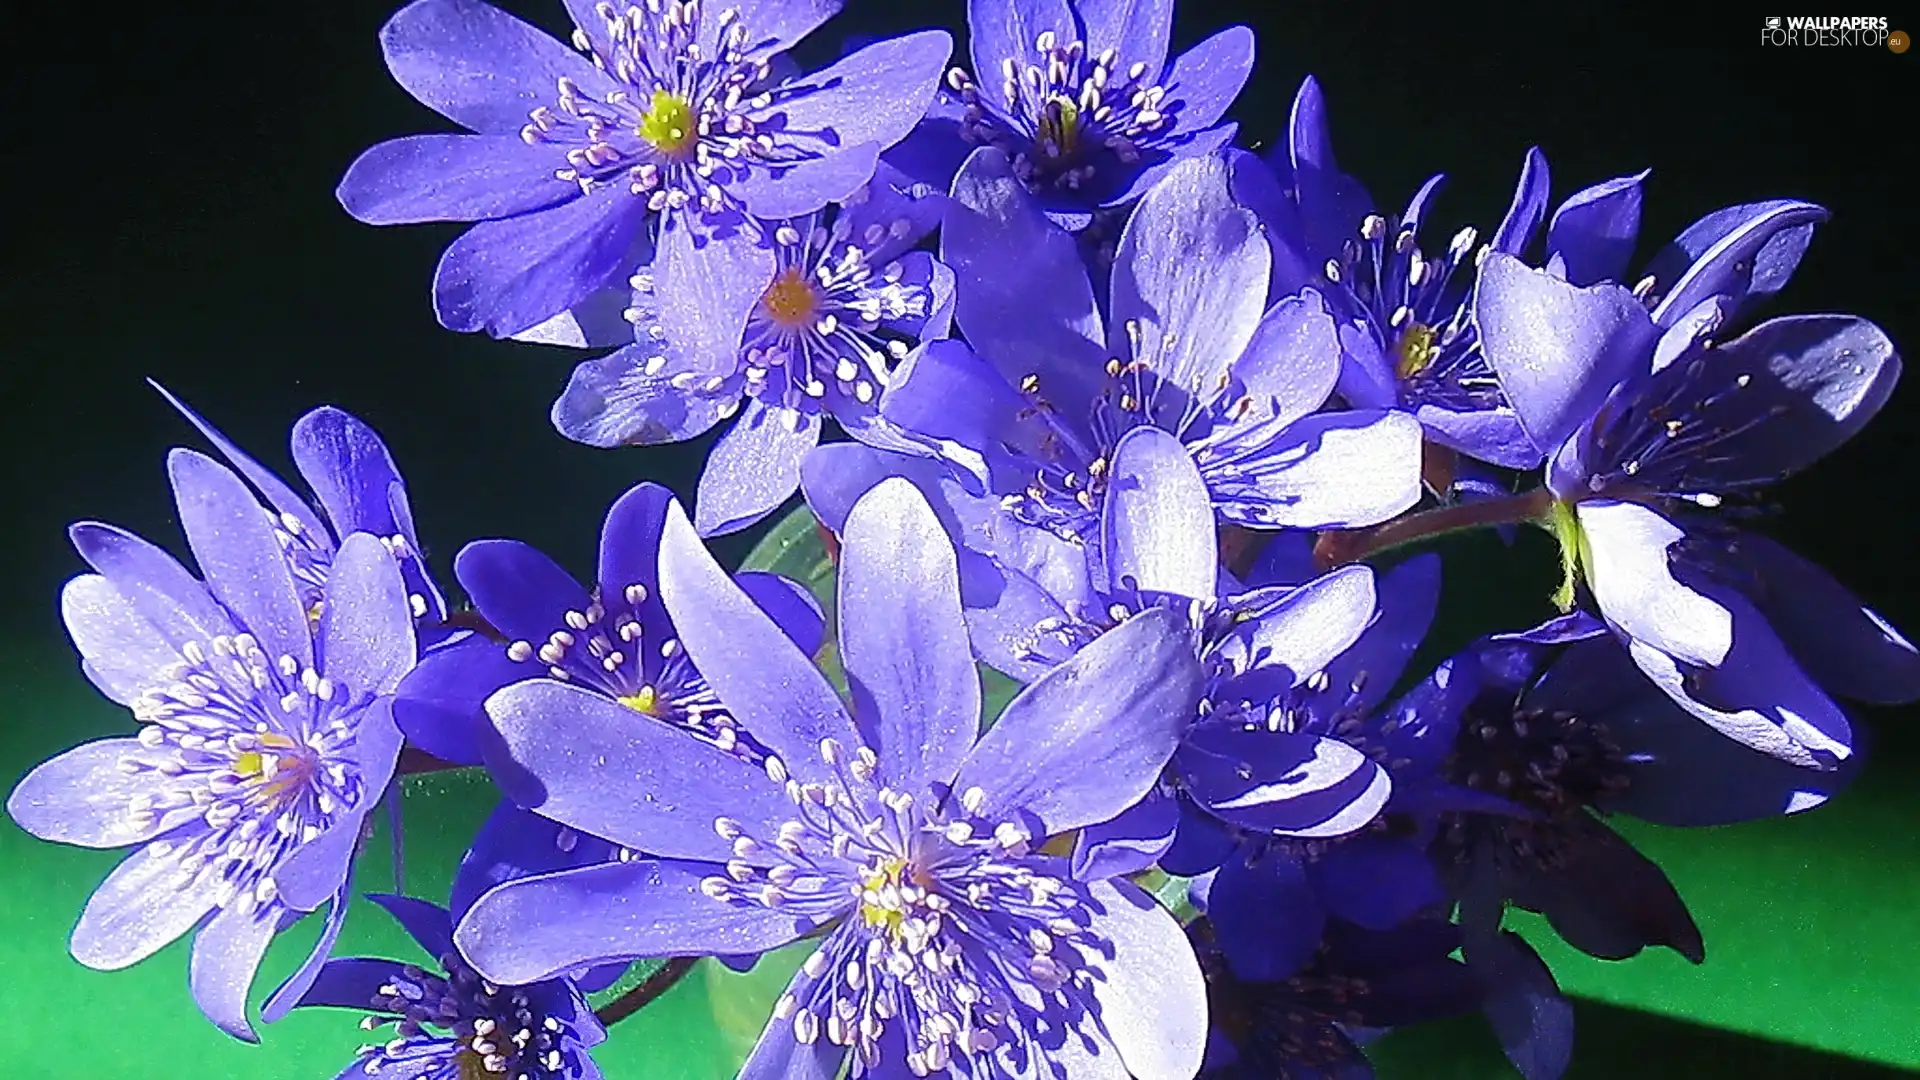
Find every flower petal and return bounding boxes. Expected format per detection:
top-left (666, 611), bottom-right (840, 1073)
top-left (694, 402), bottom-right (820, 537)
top-left (319, 533), bottom-right (415, 697)
top-left (292, 408), bottom-right (443, 622)
top-left (455, 859), bottom-right (812, 985)
top-left (1082, 878), bottom-right (1208, 1080)
top-left (1071, 785), bottom-right (1180, 881)
top-left (1202, 408), bottom-right (1424, 530)
top-left (6, 738), bottom-right (193, 849)
top-left (951, 607), bottom-right (1201, 834)
top-left (1488, 147), bottom-right (1550, 256)
top-left (1306, 836), bottom-right (1444, 929)
top-left (1476, 931), bottom-right (1573, 1080)
top-left (837, 479), bottom-right (979, 792)
top-left (150, 381), bottom-right (326, 543)
top-left (271, 700), bottom-right (404, 912)
top-left (1213, 563), bottom-right (1377, 698)
top-left (1547, 168), bottom-right (1648, 286)
top-left (1287, 76), bottom-right (1374, 269)
top-left (1229, 289), bottom-right (1342, 432)
top-left (1151, 26), bottom-right (1254, 139)
top-left (433, 186), bottom-right (647, 338)
top-left (169, 449), bottom-right (312, 669)
top-left (1100, 427), bottom-right (1217, 601)
top-left (189, 902), bottom-right (279, 1041)
top-left (337, 134), bottom-right (572, 225)
top-left (1577, 499), bottom-right (1731, 668)
top-left (484, 679), bottom-right (795, 858)
top-left (66, 524), bottom-right (233, 652)
top-left (71, 843), bottom-right (220, 971)
top-left (451, 799), bottom-right (620, 923)
top-left (1206, 854), bottom-right (1324, 981)
top-left (652, 216), bottom-right (775, 383)
top-left (1475, 252), bottom-right (1657, 458)
top-left (1648, 200), bottom-right (1826, 326)
top-left (456, 539), bottom-right (591, 645)
top-left (1108, 153), bottom-right (1269, 408)
top-left (551, 345), bottom-right (738, 448)
top-left (261, 886), bottom-right (356, 1025)
top-left (393, 635), bottom-right (524, 767)
top-left (966, 0), bottom-right (1072, 83)
top-left (293, 957), bottom-right (410, 1012)
top-left (1178, 728), bottom-right (1389, 838)
top-left (379, 0), bottom-right (614, 134)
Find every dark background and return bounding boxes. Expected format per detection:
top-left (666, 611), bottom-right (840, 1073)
top-left (0, 2), bottom-right (1916, 1075)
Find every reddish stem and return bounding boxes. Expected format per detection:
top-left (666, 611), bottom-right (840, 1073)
top-left (1313, 487), bottom-right (1553, 570)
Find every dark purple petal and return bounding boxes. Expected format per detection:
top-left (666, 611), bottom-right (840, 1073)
top-left (451, 799), bottom-right (620, 923)
top-left (455, 859), bottom-right (813, 985)
top-left (1374, 656), bottom-right (1475, 787)
top-left (1207, 854), bottom-right (1324, 981)
top-left (1475, 253), bottom-right (1657, 458)
top-left (293, 957), bottom-right (409, 1012)
top-left (1647, 201), bottom-right (1826, 326)
top-left (169, 449), bottom-right (312, 670)
top-left (1178, 727), bottom-right (1390, 838)
top-left (433, 187), bottom-right (646, 338)
top-left (1488, 147), bottom-right (1550, 256)
top-left (380, 0), bottom-right (614, 134)
top-left (694, 402), bottom-right (820, 537)
top-left (1306, 836), bottom-right (1443, 930)
top-left (393, 636), bottom-right (522, 766)
top-left (1213, 563), bottom-right (1377, 699)
top-left (951, 607), bottom-right (1200, 833)
top-left (484, 679), bottom-right (795, 858)
top-left (6, 737), bottom-right (194, 849)
top-left (1108, 154), bottom-right (1269, 408)
top-left (290, 409), bottom-right (404, 546)
top-left (150, 381), bottom-right (327, 543)
top-left (966, 0), bottom-right (1073, 83)
top-left (1286, 76), bottom-right (1374, 269)
top-left (189, 902), bottom-right (278, 1041)
top-left (551, 346), bottom-right (738, 447)
top-left (1071, 785), bottom-right (1179, 881)
top-left (1076, 0), bottom-right (1173, 76)
top-left (656, 499), bottom-right (866, 786)
top-left (943, 147), bottom-right (1108, 429)
top-left (1576, 499), bottom-right (1731, 668)
top-left (1229, 289), bottom-right (1342, 432)
top-left (1475, 931), bottom-right (1573, 1080)
top-left (319, 533), bottom-right (415, 697)
top-left (731, 144), bottom-right (881, 223)
top-left (1083, 878), bottom-right (1209, 1080)
top-left (837, 479), bottom-right (979, 791)
top-left (70, 844), bottom-right (220, 970)
top-left (1101, 427), bottom-right (1217, 600)
top-left (457, 539), bottom-right (591, 647)
top-left (1547, 169), bottom-right (1648, 286)
top-left (597, 482), bottom-right (674, 610)
top-left (1515, 815), bottom-right (1702, 963)
top-left (1151, 27), bottom-right (1254, 138)
top-left (1102, 124), bottom-right (1240, 211)
top-left (337, 135), bottom-right (572, 225)
top-left (1316, 553), bottom-right (1441, 720)
top-left (366, 894), bottom-right (456, 960)
top-left (877, 338), bottom-right (1041, 489)
top-left (1202, 409), bottom-right (1423, 530)
top-left (735, 571), bottom-right (826, 656)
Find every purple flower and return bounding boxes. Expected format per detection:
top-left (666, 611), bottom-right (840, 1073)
top-left (1195, 917), bottom-right (1482, 1080)
top-left (393, 481), bottom-right (822, 770)
top-left (152, 382), bottom-right (452, 651)
top-left (1474, 219), bottom-right (1919, 766)
top-left (293, 804), bottom-right (612, 1079)
top-left (5, 452), bottom-right (415, 1040)
top-left (1235, 77), bottom-right (1651, 470)
top-left (887, 0), bottom-right (1255, 226)
top-left (551, 170), bottom-right (956, 535)
top-left (340, 0), bottom-right (950, 344)
top-left (879, 147), bottom-right (1421, 546)
top-left (452, 480), bottom-right (1209, 1080)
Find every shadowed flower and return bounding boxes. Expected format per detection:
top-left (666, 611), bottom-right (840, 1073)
top-left (294, 803), bottom-right (619, 1079)
top-left (887, 0), bottom-right (1254, 226)
top-left (152, 381), bottom-right (452, 651)
top-left (452, 480), bottom-right (1209, 1080)
top-left (1233, 78), bottom-right (1651, 471)
top-left (1473, 210), bottom-right (1919, 766)
top-left (878, 148), bottom-right (1420, 546)
top-left (551, 171), bottom-right (956, 535)
top-left (5, 451), bottom-right (415, 1040)
top-left (339, 0), bottom-right (950, 346)
top-left (393, 482), bottom-right (822, 771)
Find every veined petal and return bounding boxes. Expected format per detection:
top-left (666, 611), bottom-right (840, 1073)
top-left (1083, 878), bottom-right (1208, 1080)
top-left (1648, 200), bottom-right (1826, 326)
top-left (693, 402), bottom-right (819, 537)
top-left (551, 346), bottom-right (738, 448)
top-left (337, 134), bottom-right (573, 225)
top-left (189, 902), bottom-right (279, 1041)
top-left (71, 843), bottom-right (221, 971)
top-left (1203, 408), bottom-right (1423, 530)
top-left (318, 533), bottom-right (415, 697)
top-left (380, 0), bottom-right (616, 134)
top-left (1214, 563), bottom-right (1377, 693)
top-left (1547, 168), bottom-right (1648, 286)
top-left (1100, 427), bottom-right (1217, 600)
top-left (1178, 727), bottom-right (1390, 838)
top-left (58, 574), bottom-right (187, 705)
top-left (1151, 27), bottom-right (1254, 138)
top-left (966, 0), bottom-right (1073, 85)
top-left (6, 738), bottom-right (195, 849)
top-left (1577, 500), bottom-right (1731, 668)
top-left (1228, 289), bottom-right (1342, 432)
top-left (169, 449), bottom-right (312, 671)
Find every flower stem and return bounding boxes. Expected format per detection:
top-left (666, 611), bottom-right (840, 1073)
top-left (594, 957), bottom-right (701, 1026)
top-left (1313, 487), bottom-right (1554, 570)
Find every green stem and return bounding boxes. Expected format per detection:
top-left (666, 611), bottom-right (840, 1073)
top-left (1313, 487), bottom-right (1554, 570)
top-left (594, 957), bottom-right (701, 1026)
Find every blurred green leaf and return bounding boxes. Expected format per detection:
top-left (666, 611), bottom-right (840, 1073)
top-left (740, 503), bottom-right (835, 609)
top-left (704, 941), bottom-right (816, 1065)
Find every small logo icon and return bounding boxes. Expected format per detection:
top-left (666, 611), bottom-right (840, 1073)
top-left (1765, 16), bottom-right (1781, 29)
top-left (1893, 29), bottom-right (1911, 52)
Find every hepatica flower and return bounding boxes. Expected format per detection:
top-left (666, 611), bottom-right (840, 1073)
top-left (341, 0), bottom-right (950, 344)
top-left (1237, 77), bottom-right (1649, 471)
top-left (1474, 213), bottom-right (1919, 766)
top-left (454, 481), bottom-right (1209, 1079)
top-left (393, 481), bottom-right (821, 768)
top-left (552, 171), bottom-right (955, 535)
top-left (890, 0), bottom-right (1254, 225)
top-left (882, 147), bottom-right (1420, 545)
top-left (6, 451), bottom-right (415, 1040)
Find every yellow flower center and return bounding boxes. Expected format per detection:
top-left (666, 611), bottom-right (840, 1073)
top-left (617, 686), bottom-right (664, 716)
top-left (759, 267), bottom-right (821, 329)
top-left (1037, 94), bottom-right (1083, 154)
top-left (453, 1048), bottom-right (490, 1080)
top-left (639, 90), bottom-right (697, 157)
top-left (233, 733), bottom-right (308, 797)
top-left (1393, 322), bottom-right (1440, 378)
top-left (859, 857), bottom-right (910, 936)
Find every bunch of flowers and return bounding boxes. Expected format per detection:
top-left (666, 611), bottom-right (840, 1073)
top-left (10, 0), bottom-right (1914, 1077)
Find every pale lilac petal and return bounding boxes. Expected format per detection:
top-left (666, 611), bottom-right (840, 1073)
top-left (656, 499), bottom-right (865, 785)
top-left (1415, 402), bottom-right (1539, 470)
top-left (736, 571), bottom-right (827, 656)
top-left (380, 0), bottom-right (614, 134)
top-left (967, 0), bottom-right (1073, 81)
top-left (1083, 878), bottom-right (1208, 1080)
top-left (319, 533), bottom-right (415, 697)
top-left (149, 381), bottom-right (326, 542)
top-left (838, 479), bottom-right (979, 791)
top-left (510, 287), bottom-right (637, 349)
top-left (951, 607), bottom-right (1200, 833)
top-left (1178, 728), bottom-right (1390, 838)
top-left (703, 0), bottom-right (845, 57)
top-left (71, 844), bottom-right (221, 970)
top-left (58, 574), bottom-right (182, 705)
top-left (1228, 289), bottom-right (1342, 431)
top-left (1577, 500), bottom-right (1731, 668)
top-left (694, 402), bottom-right (820, 537)
top-left (1213, 563), bottom-right (1377, 693)
top-left (551, 346), bottom-right (738, 447)
top-left (1151, 27), bottom-right (1254, 137)
top-left (434, 187), bottom-right (647, 338)
top-left (271, 700), bottom-right (403, 912)
top-left (455, 859), bottom-right (812, 985)
top-left (484, 679), bottom-right (795, 858)
top-left (262, 886), bottom-right (356, 1024)
top-left (189, 902), bottom-right (279, 1041)
top-left (67, 523), bottom-right (234, 651)
top-left (653, 217), bottom-right (776, 378)
top-left (1204, 409), bottom-right (1423, 530)
top-left (451, 800), bottom-right (620, 923)
top-left (1547, 169), bottom-right (1648, 286)
top-left (337, 135), bottom-right (572, 225)
top-left (6, 738), bottom-right (193, 849)
top-left (1108, 154), bottom-right (1268, 409)
top-left (1488, 147), bottom-right (1550, 255)
top-left (1071, 786), bottom-right (1179, 881)
top-left (169, 450), bottom-right (312, 670)
top-left (1100, 427), bottom-right (1216, 600)
top-left (1475, 252), bottom-right (1657, 458)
